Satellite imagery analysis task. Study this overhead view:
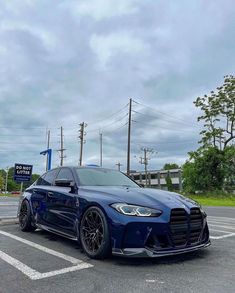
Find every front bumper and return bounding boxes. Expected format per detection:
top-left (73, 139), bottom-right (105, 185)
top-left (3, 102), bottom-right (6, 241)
top-left (112, 240), bottom-right (211, 258)
top-left (109, 206), bottom-right (211, 258)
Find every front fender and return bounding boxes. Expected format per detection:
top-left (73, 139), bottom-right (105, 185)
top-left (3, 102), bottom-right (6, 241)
top-left (17, 191), bottom-right (34, 218)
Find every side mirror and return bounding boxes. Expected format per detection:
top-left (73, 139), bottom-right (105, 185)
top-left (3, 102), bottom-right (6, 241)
top-left (55, 179), bottom-right (73, 187)
top-left (55, 179), bottom-right (76, 193)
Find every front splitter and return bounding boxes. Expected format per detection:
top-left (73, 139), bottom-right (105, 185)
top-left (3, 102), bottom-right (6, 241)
top-left (112, 240), bottom-right (211, 258)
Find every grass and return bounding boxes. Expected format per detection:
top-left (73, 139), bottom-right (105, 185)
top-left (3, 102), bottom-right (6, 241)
top-left (187, 194), bottom-right (235, 207)
top-left (0, 193), bottom-right (20, 197)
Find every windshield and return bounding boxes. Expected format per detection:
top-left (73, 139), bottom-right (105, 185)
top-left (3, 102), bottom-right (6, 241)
top-left (76, 168), bottom-right (139, 187)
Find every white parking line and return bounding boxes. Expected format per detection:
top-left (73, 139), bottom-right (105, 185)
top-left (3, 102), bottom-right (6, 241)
top-left (208, 216), bottom-right (235, 240)
top-left (209, 228), bottom-right (233, 234)
top-left (0, 250), bottom-right (92, 280)
top-left (210, 233), bottom-right (235, 240)
top-left (0, 230), bottom-right (81, 264)
top-left (209, 224), bottom-right (235, 230)
top-left (208, 216), bottom-right (235, 222)
top-left (0, 230), bottom-right (93, 280)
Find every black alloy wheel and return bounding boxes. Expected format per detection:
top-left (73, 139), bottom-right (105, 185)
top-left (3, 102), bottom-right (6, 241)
top-left (80, 206), bottom-right (110, 259)
top-left (19, 200), bottom-right (36, 232)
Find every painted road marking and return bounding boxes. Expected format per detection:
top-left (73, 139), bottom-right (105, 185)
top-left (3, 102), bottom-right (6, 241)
top-left (209, 218), bottom-right (235, 223)
top-left (209, 220), bottom-right (235, 225)
top-left (209, 228), bottom-right (233, 234)
top-left (209, 224), bottom-right (235, 230)
top-left (210, 233), bottom-right (235, 240)
top-left (146, 279), bottom-right (165, 284)
top-left (0, 230), bottom-right (81, 264)
top-left (0, 230), bottom-right (93, 280)
top-left (0, 250), bottom-right (92, 280)
top-left (208, 216), bottom-right (235, 240)
top-left (208, 216), bottom-right (235, 222)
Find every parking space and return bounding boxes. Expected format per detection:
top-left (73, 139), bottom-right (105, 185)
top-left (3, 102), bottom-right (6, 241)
top-left (208, 216), bottom-right (235, 240)
top-left (0, 207), bottom-right (235, 293)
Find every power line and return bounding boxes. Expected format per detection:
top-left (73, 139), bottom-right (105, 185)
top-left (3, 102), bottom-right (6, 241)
top-left (132, 120), bottom-right (195, 132)
top-left (134, 139), bottom-right (197, 145)
top-left (87, 103), bottom-right (129, 126)
top-left (87, 113), bottom-right (128, 133)
top-left (133, 100), bottom-right (196, 126)
top-left (132, 109), bottom-right (193, 128)
top-left (102, 121), bottom-right (128, 134)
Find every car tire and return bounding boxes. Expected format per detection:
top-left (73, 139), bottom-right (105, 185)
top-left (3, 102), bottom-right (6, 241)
top-left (19, 200), bottom-right (36, 232)
top-left (80, 206), bottom-right (111, 259)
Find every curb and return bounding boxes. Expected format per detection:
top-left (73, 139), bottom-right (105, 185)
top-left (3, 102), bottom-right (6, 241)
top-left (0, 218), bottom-right (18, 226)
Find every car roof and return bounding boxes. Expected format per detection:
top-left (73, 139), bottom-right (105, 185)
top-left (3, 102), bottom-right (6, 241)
top-left (45, 166), bottom-right (119, 173)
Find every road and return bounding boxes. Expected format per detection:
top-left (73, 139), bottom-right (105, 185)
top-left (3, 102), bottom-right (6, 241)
top-left (0, 205), bottom-right (234, 293)
top-left (0, 196), bottom-right (19, 219)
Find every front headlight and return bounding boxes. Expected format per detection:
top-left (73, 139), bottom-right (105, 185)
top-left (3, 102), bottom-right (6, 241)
top-left (111, 203), bottom-right (162, 217)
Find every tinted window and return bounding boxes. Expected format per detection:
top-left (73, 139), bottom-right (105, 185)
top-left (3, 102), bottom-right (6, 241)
top-left (56, 168), bottom-right (74, 181)
top-left (36, 174), bottom-right (46, 185)
top-left (38, 169), bottom-right (59, 186)
top-left (76, 168), bottom-right (138, 187)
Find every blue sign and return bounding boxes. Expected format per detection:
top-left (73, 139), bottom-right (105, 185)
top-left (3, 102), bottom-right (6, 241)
top-left (40, 149), bottom-right (52, 170)
top-left (14, 163), bottom-right (33, 182)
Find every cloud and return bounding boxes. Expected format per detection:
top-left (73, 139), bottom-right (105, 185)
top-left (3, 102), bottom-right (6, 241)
top-left (90, 31), bottom-right (149, 69)
top-left (0, 0), bottom-right (234, 174)
top-left (63, 0), bottom-right (139, 21)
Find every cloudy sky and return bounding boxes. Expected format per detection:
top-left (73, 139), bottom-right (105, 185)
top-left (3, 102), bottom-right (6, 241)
top-left (0, 0), bottom-right (234, 174)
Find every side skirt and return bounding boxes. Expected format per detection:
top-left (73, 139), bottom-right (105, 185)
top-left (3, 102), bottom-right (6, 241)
top-left (36, 223), bottom-right (78, 241)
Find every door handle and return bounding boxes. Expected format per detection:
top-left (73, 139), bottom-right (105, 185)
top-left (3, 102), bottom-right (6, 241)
top-left (47, 192), bottom-right (54, 197)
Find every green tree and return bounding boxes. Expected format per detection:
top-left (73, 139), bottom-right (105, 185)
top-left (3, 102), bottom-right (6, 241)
top-left (194, 75), bottom-right (235, 150)
top-left (223, 146), bottom-right (235, 191)
top-left (0, 167), bottom-right (40, 192)
top-left (0, 174), bottom-right (4, 192)
top-left (182, 147), bottom-right (225, 193)
top-left (163, 163), bottom-right (179, 170)
top-left (183, 75), bottom-right (235, 193)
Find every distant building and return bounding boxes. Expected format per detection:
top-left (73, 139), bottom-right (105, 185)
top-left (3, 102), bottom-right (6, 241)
top-left (130, 169), bottom-right (182, 191)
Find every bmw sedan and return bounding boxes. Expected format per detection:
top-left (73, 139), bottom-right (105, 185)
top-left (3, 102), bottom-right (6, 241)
top-left (18, 166), bottom-right (210, 259)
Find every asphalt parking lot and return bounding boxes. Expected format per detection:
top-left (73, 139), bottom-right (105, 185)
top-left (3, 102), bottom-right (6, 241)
top-left (0, 205), bottom-right (235, 293)
top-left (0, 197), bottom-right (18, 219)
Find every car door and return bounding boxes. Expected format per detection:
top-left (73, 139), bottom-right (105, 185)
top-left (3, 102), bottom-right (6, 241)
top-left (44, 168), bottom-right (78, 237)
top-left (30, 169), bottom-right (60, 226)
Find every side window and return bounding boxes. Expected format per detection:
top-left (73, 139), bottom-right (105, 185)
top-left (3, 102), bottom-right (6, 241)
top-left (38, 169), bottom-right (59, 186)
top-left (56, 168), bottom-right (74, 181)
top-left (36, 174), bottom-right (46, 185)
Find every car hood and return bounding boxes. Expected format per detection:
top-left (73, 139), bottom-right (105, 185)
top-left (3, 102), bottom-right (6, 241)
top-left (80, 186), bottom-right (199, 210)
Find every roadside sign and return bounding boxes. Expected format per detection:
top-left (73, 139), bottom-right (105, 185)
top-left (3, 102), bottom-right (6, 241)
top-left (13, 163), bottom-right (33, 182)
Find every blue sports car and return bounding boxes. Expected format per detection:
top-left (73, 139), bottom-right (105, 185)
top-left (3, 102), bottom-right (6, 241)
top-left (18, 166), bottom-right (210, 259)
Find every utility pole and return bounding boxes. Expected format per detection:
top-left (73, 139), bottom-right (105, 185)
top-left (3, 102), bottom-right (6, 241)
top-left (127, 98), bottom-right (132, 175)
top-left (139, 147), bottom-right (154, 186)
top-left (46, 130), bottom-right (50, 171)
top-left (100, 132), bottom-right (103, 167)
top-left (58, 126), bottom-right (66, 166)
top-left (116, 162), bottom-right (122, 171)
top-left (79, 122), bottom-right (87, 166)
